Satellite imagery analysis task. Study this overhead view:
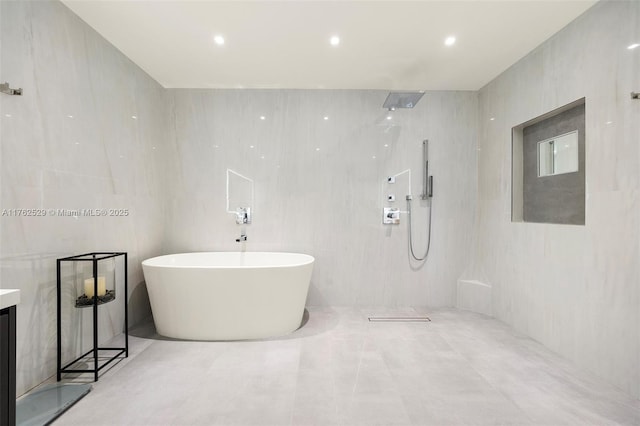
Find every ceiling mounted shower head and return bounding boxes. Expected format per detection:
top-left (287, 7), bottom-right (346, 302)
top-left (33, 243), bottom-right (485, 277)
top-left (382, 91), bottom-right (425, 111)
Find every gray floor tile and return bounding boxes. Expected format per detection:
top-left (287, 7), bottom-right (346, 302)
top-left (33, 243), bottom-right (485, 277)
top-left (53, 308), bottom-right (640, 426)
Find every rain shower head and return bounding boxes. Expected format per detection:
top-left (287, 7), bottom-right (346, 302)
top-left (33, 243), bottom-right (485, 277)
top-left (382, 91), bottom-right (425, 111)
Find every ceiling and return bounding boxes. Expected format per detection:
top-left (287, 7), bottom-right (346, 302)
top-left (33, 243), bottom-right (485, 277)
top-left (61, 0), bottom-right (596, 90)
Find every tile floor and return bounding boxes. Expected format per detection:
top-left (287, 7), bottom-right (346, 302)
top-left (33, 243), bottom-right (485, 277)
top-left (54, 307), bottom-right (640, 425)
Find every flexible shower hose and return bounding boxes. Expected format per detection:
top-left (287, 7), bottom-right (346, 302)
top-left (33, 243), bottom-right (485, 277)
top-left (407, 197), bottom-right (432, 261)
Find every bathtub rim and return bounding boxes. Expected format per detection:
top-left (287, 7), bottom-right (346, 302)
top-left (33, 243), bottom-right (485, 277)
top-left (142, 251), bottom-right (315, 269)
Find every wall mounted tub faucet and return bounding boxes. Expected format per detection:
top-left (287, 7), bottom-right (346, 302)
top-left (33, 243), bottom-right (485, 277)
top-left (235, 233), bottom-right (247, 243)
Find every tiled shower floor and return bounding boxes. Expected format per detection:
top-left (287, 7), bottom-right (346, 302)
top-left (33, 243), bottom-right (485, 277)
top-left (54, 307), bottom-right (639, 425)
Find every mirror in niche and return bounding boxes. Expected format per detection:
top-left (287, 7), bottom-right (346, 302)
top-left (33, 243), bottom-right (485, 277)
top-left (511, 97), bottom-right (585, 225)
top-left (537, 130), bottom-right (578, 177)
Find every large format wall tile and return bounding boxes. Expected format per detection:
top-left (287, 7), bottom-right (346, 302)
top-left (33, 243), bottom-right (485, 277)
top-left (0, 1), bottom-right (169, 395)
top-left (164, 89), bottom-right (478, 308)
top-left (474, 1), bottom-right (639, 397)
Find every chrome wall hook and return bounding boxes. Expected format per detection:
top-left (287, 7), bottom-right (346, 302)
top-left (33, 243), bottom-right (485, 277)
top-left (0, 82), bottom-right (22, 96)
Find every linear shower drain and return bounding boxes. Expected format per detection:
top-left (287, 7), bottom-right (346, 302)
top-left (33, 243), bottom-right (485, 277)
top-left (368, 316), bottom-right (431, 322)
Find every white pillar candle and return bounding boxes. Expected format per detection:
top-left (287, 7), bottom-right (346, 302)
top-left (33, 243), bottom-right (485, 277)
top-left (84, 276), bottom-right (106, 298)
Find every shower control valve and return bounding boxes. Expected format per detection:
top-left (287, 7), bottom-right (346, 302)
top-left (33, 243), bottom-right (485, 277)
top-left (235, 207), bottom-right (251, 225)
top-left (383, 207), bottom-right (400, 225)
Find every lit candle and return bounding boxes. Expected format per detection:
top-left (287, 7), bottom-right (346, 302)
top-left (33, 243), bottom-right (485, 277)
top-left (84, 276), bottom-right (106, 298)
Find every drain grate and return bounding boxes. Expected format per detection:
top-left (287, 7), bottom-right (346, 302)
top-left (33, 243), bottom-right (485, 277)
top-left (368, 316), bottom-right (431, 322)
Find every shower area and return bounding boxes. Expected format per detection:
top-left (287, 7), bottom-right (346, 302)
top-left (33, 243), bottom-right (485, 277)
top-left (381, 92), bottom-right (434, 263)
top-left (163, 89), bottom-right (478, 307)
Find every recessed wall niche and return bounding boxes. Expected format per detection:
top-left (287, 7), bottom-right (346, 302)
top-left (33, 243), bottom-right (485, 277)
top-left (512, 98), bottom-right (585, 225)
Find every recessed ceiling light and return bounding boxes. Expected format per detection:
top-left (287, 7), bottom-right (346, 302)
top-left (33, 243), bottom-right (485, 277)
top-left (490, 117), bottom-right (495, 121)
top-left (316, 147), bottom-right (320, 151)
top-left (323, 116), bottom-right (329, 120)
top-left (261, 156), bottom-right (265, 159)
top-left (67, 115), bottom-right (74, 119)
top-left (214, 35), bottom-right (225, 46)
top-left (444, 36), bottom-right (456, 46)
top-left (386, 115), bottom-right (392, 120)
top-left (384, 144), bottom-right (389, 148)
top-left (260, 116), bottom-right (266, 120)
top-left (131, 115), bottom-right (137, 119)
top-left (372, 156), bottom-right (376, 159)
top-left (606, 121), bottom-right (613, 125)
top-left (628, 43), bottom-right (639, 50)
top-left (249, 145), bottom-right (255, 149)
top-left (330, 36), bottom-right (340, 46)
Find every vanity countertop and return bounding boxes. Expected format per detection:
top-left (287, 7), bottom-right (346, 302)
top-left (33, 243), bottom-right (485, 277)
top-left (0, 289), bottom-right (20, 310)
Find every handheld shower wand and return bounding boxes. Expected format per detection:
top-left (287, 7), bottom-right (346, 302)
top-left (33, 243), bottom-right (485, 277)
top-left (408, 140), bottom-right (433, 261)
top-left (420, 140), bottom-right (433, 200)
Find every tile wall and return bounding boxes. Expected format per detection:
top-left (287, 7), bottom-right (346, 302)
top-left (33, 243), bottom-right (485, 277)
top-left (0, 0), bottom-right (168, 395)
top-left (474, 0), bottom-right (639, 397)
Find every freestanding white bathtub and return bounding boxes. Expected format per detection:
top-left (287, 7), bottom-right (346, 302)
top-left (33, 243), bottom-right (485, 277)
top-left (141, 252), bottom-right (314, 340)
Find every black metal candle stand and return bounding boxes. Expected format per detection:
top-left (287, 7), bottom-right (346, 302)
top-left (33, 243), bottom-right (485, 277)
top-left (57, 252), bottom-right (128, 382)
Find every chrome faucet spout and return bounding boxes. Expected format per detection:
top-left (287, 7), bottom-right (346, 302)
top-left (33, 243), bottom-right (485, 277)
top-left (235, 234), bottom-right (247, 242)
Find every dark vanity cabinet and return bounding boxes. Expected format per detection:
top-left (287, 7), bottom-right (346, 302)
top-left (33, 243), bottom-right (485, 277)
top-left (0, 305), bottom-right (17, 426)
